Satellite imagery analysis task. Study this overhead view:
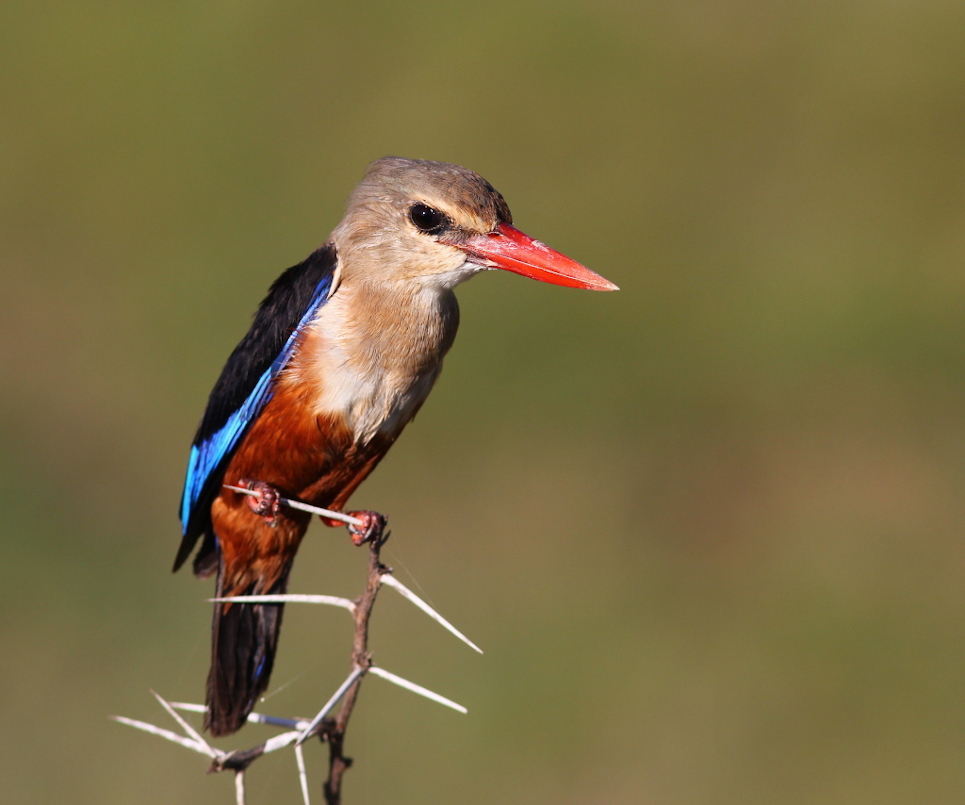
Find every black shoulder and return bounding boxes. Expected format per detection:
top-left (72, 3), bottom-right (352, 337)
top-left (192, 242), bottom-right (337, 447)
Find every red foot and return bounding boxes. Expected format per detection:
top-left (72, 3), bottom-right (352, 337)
top-left (345, 510), bottom-right (387, 546)
top-left (238, 478), bottom-right (281, 527)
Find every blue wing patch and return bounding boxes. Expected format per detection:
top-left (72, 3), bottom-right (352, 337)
top-left (179, 363), bottom-right (275, 531)
top-left (178, 245), bottom-right (337, 548)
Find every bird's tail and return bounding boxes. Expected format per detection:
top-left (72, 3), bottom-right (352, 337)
top-left (204, 560), bottom-right (292, 737)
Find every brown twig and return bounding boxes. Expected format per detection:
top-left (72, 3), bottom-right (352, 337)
top-left (321, 522), bottom-right (389, 804)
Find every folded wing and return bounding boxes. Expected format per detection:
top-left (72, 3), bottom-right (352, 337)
top-left (174, 244), bottom-right (338, 571)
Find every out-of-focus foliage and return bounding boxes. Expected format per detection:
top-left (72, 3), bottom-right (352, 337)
top-left (3, 1), bottom-right (965, 802)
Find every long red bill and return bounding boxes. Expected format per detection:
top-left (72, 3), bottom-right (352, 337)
top-left (456, 223), bottom-right (618, 291)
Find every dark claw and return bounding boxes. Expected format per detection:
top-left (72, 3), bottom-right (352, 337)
top-left (238, 479), bottom-right (281, 526)
top-left (345, 510), bottom-right (388, 546)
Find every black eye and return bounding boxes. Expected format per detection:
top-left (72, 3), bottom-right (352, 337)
top-left (409, 203), bottom-right (446, 234)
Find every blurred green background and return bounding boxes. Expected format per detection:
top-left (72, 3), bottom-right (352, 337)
top-left (3, 1), bottom-right (965, 802)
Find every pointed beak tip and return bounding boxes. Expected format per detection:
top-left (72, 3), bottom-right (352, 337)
top-left (460, 223), bottom-right (619, 293)
top-left (568, 275), bottom-right (620, 292)
top-left (535, 265), bottom-right (619, 293)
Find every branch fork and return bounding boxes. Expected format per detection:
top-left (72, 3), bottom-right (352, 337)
top-left (115, 496), bottom-right (480, 804)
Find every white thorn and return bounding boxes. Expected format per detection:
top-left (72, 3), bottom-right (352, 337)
top-left (248, 714), bottom-right (312, 730)
top-left (110, 715), bottom-right (212, 755)
top-left (296, 666), bottom-right (366, 745)
top-left (209, 594), bottom-right (356, 612)
top-left (261, 730), bottom-right (302, 754)
top-left (170, 701), bottom-right (312, 730)
top-left (249, 714), bottom-right (312, 730)
top-left (224, 485), bottom-right (364, 526)
top-left (379, 574), bottom-right (483, 654)
top-left (168, 702), bottom-right (207, 714)
top-left (295, 743), bottom-right (311, 805)
top-left (235, 770), bottom-right (245, 805)
top-left (368, 666), bottom-right (467, 714)
top-left (151, 690), bottom-right (218, 758)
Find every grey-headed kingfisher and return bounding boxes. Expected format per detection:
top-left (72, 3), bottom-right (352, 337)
top-left (175, 157), bottom-right (618, 736)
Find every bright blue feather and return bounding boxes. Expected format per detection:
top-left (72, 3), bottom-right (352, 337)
top-left (179, 274), bottom-right (334, 534)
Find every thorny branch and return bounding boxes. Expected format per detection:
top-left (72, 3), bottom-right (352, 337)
top-left (319, 528), bottom-right (387, 803)
top-left (114, 508), bottom-right (477, 804)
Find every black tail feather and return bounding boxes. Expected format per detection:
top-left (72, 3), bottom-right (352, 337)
top-left (192, 528), bottom-right (219, 579)
top-left (204, 563), bottom-right (291, 737)
top-left (172, 525), bottom-right (219, 578)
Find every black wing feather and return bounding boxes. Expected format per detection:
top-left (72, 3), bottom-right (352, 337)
top-left (174, 243), bottom-right (338, 570)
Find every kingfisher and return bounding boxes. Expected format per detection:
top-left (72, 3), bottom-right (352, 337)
top-left (175, 157), bottom-right (618, 736)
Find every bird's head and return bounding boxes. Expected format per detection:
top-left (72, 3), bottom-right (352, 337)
top-left (331, 157), bottom-right (618, 292)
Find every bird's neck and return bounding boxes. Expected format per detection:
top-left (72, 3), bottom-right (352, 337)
top-left (287, 277), bottom-right (460, 444)
top-left (342, 276), bottom-right (461, 370)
